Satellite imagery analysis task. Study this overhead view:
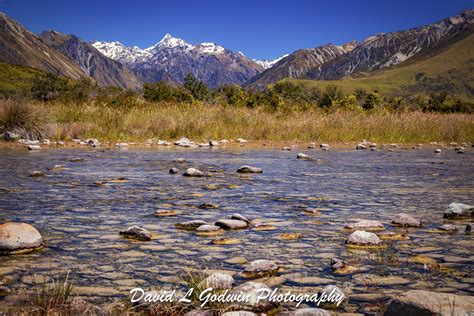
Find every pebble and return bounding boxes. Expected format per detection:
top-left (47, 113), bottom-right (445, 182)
top-left (29, 171), bottom-right (44, 177)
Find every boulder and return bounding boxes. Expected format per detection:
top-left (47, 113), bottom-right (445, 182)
top-left (443, 202), bottom-right (473, 219)
top-left (0, 222), bottom-right (43, 255)
top-left (215, 219), bottom-right (248, 230)
top-left (119, 226), bottom-right (152, 241)
top-left (201, 272), bottom-right (234, 290)
top-left (297, 153), bottom-right (312, 160)
top-left (356, 143), bottom-right (367, 150)
top-left (209, 140), bottom-right (219, 147)
top-left (344, 220), bottom-right (384, 231)
top-left (384, 290), bottom-right (474, 316)
top-left (115, 142), bottom-right (129, 147)
top-left (175, 158), bottom-right (186, 163)
top-left (237, 166), bottom-right (263, 173)
top-left (345, 230), bottom-right (382, 246)
top-left (169, 168), bottom-right (179, 174)
top-left (27, 145), bottom-right (41, 150)
top-left (236, 138), bottom-right (248, 143)
top-left (2, 131), bottom-right (20, 142)
top-left (434, 148), bottom-right (442, 153)
top-left (86, 139), bottom-right (100, 147)
top-left (320, 144), bottom-right (330, 149)
top-left (183, 168), bottom-right (204, 177)
top-left (243, 259), bottom-right (279, 278)
top-left (175, 220), bottom-right (207, 230)
top-left (391, 213), bottom-right (422, 227)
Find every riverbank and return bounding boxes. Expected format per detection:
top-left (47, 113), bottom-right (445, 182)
top-left (1, 100), bottom-right (473, 144)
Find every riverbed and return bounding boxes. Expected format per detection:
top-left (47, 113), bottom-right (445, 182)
top-left (0, 146), bottom-right (473, 313)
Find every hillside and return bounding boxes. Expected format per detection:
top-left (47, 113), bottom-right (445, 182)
top-left (0, 13), bottom-right (85, 80)
top-left (39, 30), bottom-right (141, 90)
top-left (0, 62), bottom-right (46, 97)
top-left (282, 32), bottom-right (474, 102)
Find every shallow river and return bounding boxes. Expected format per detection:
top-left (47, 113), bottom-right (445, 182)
top-left (0, 146), bottom-right (473, 312)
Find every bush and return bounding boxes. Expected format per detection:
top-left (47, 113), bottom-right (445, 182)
top-left (0, 99), bottom-right (50, 140)
top-left (183, 73), bottom-right (209, 101)
top-left (143, 81), bottom-right (192, 103)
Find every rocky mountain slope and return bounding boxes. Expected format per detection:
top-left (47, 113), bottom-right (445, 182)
top-left (39, 30), bottom-right (140, 90)
top-left (92, 34), bottom-right (264, 88)
top-left (0, 13), bottom-right (85, 80)
top-left (245, 43), bottom-right (355, 88)
top-left (247, 10), bottom-right (473, 88)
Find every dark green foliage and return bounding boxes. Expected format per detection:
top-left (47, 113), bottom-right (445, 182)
top-left (319, 85), bottom-right (343, 108)
top-left (422, 92), bottom-right (473, 113)
top-left (183, 73), bottom-right (209, 101)
top-left (31, 71), bottom-right (68, 101)
top-left (363, 91), bottom-right (383, 110)
top-left (143, 81), bottom-right (192, 103)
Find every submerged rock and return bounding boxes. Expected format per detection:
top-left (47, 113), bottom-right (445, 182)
top-left (175, 220), bottom-right (207, 230)
top-left (443, 202), bottom-right (473, 219)
top-left (0, 222), bottom-right (43, 255)
top-left (175, 158), bottom-right (186, 163)
top-left (183, 168), bottom-right (204, 177)
top-left (391, 213), bottom-right (422, 227)
top-left (437, 224), bottom-right (458, 232)
top-left (243, 260), bottom-right (279, 278)
top-left (434, 148), bottom-right (442, 154)
top-left (384, 290), bottom-right (474, 316)
top-left (344, 220), bottom-right (384, 231)
top-left (209, 140), bottom-right (219, 147)
top-left (119, 226), bottom-right (152, 241)
top-left (198, 203), bottom-right (219, 209)
top-left (345, 230), bottom-right (382, 247)
top-left (320, 144), bottom-right (330, 149)
top-left (356, 143), bottom-right (367, 150)
top-left (201, 272), bottom-right (234, 290)
top-left (86, 139), bottom-right (100, 147)
top-left (316, 285), bottom-right (347, 309)
top-left (215, 219), bottom-right (248, 230)
top-left (237, 166), bottom-right (263, 173)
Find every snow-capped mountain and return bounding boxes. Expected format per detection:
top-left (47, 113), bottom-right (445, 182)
top-left (92, 41), bottom-right (152, 65)
top-left (92, 33), bottom-right (263, 87)
top-left (254, 54), bottom-right (289, 69)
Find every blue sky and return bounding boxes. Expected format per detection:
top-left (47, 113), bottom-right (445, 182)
top-left (0, 0), bottom-right (472, 60)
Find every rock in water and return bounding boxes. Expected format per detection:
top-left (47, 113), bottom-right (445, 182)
top-left (384, 290), bottom-right (474, 316)
top-left (443, 202), bottom-right (473, 219)
top-left (230, 282), bottom-right (276, 312)
top-left (231, 213), bottom-right (251, 223)
top-left (119, 226), bottom-right (152, 241)
top-left (209, 140), bottom-right (219, 147)
top-left (316, 285), bottom-right (347, 309)
top-left (29, 171), bottom-right (45, 177)
top-left (434, 148), bottom-right (442, 153)
top-left (237, 166), bottom-right (263, 173)
top-left (27, 145), bottom-right (41, 150)
top-left (345, 230), bottom-right (382, 247)
top-left (297, 153), bottom-right (312, 160)
top-left (391, 213), bottom-right (422, 227)
top-left (195, 224), bottom-right (224, 236)
top-left (0, 222), bottom-right (43, 255)
top-left (201, 272), bottom-right (234, 290)
top-left (183, 168), bottom-right (204, 177)
top-left (175, 220), bottom-right (207, 230)
top-left (243, 259), bottom-right (279, 278)
top-left (169, 168), bottom-right (179, 174)
top-left (215, 219), bottom-right (248, 230)
top-left (344, 220), bottom-right (384, 231)
top-left (2, 131), bottom-right (20, 141)
top-left (86, 138), bottom-right (100, 147)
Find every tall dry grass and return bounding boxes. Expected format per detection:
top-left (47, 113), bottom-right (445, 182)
top-left (2, 99), bottom-right (473, 143)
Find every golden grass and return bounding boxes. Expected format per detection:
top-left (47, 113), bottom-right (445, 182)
top-left (2, 99), bottom-right (473, 143)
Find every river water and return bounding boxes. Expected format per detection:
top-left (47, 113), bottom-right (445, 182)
top-left (0, 146), bottom-right (472, 312)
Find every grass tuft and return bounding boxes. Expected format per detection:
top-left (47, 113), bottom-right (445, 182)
top-left (0, 99), bottom-right (50, 140)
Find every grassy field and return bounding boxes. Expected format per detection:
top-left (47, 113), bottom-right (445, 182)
top-left (285, 33), bottom-right (474, 102)
top-left (19, 101), bottom-right (471, 144)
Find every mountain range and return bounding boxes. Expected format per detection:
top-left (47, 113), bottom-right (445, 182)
top-left (0, 10), bottom-right (473, 98)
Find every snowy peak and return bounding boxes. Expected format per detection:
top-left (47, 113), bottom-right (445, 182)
top-left (147, 33), bottom-right (194, 51)
top-left (254, 54), bottom-right (289, 69)
top-left (91, 40), bottom-right (151, 64)
top-left (195, 42), bottom-right (225, 54)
